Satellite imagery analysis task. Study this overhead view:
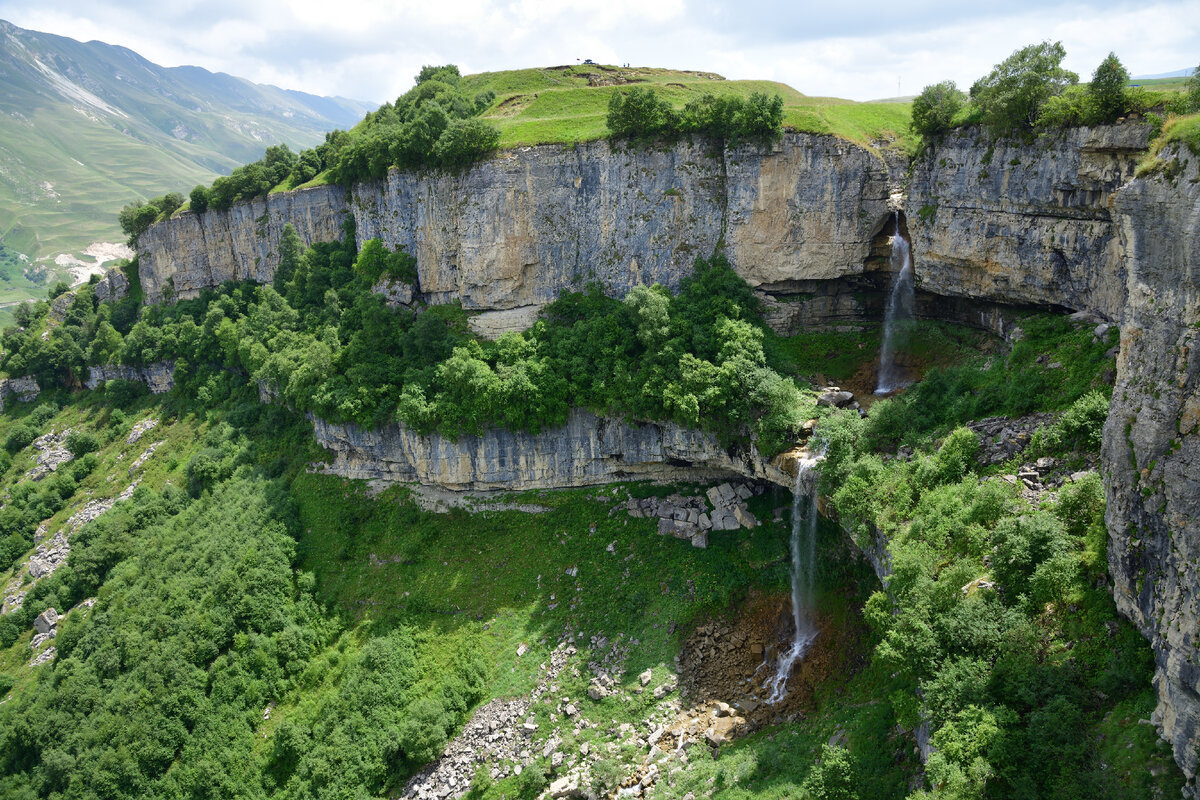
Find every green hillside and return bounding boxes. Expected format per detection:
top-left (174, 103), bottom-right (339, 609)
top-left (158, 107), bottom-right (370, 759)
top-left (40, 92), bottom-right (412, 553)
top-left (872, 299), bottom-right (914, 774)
top-left (0, 18), bottom-right (371, 292)
top-left (464, 65), bottom-right (912, 148)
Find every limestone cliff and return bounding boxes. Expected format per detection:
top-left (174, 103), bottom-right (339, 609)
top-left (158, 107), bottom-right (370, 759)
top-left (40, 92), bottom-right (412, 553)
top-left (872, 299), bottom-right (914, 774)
top-left (1104, 147), bottom-right (1200, 793)
top-left (138, 185), bottom-right (349, 304)
top-left (908, 123), bottom-right (1151, 320)
top-left (310, 409), bottom-right (790, 492)
top-left (139, 134), bottom-right (891, 316)
top-left (84, 363), bottom-right (176, 394)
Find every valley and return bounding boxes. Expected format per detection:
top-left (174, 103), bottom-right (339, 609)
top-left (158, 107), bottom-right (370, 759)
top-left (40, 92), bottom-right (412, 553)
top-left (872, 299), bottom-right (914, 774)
top-left (0, 36), bottom-right (1198, 800)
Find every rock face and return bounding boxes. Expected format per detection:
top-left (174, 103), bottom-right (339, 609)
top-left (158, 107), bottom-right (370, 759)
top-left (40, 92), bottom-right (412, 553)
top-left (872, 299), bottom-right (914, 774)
top-left (908, 122), bottom-right (1151, 320)
top-left (0, 375), bottom-right (40, 411)
top-left (94, 267), bottom-right (130, 303)
top-left (354, 134), bottom-right (889, 311)
top-left (138, 185), bottom-right (349, 304)
top-left (311, 408), bottom-right (790, 491)
top-left (1103, 147), bottom-right (1200, 792)
top-left (85, 362), bottom-right (176, 394)
top-left (139, 135), bottom-right (891, 316)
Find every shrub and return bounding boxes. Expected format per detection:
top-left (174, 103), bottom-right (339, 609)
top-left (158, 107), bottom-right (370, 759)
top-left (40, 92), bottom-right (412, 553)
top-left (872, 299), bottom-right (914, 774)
top-left (607, 86), bottom-right (677, 139)
top-left (189, 184), bottom-right (210, 214)
top-left (912, 81), bottom-right (967, 137)
top-left (934, 427), bottom-right (980, 484)
top-left (104, 378), bottom-right (148, 408)
top-left (396, 697), bottom-right (453, 763)
top-left (801, 744), bottom-right (858, 800)
top-left (992, 513), bottom-right (1068, 603)
top-left (1187, 63), bottom-right (1200, 112)
top-left (65, 431), bottom-right (100, 458)
top-left (433, 118), bottom-right (501, 168)
top-left (4, 423), bottom-right (38, 453)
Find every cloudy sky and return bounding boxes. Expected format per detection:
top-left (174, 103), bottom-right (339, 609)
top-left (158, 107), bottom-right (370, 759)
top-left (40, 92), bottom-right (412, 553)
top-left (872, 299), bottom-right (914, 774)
top-left (1, 0), bottom-right (1197, 103)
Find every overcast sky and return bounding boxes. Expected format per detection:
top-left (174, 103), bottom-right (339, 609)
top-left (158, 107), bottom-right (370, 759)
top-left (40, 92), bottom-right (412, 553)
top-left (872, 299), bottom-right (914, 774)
top-left (1, 0), bottom-right (1197, 104)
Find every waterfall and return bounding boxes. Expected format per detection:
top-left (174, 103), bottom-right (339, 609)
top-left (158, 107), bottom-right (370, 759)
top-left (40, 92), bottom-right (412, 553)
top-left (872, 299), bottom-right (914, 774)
top-left (765, 452), bottom-right (823, 704)
top-left (876, 213), bottom-right (915, 394)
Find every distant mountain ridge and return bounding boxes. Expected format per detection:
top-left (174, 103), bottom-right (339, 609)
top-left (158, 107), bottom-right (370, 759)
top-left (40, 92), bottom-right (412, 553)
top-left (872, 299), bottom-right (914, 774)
top-left (0, 18), bottom-right (371, 304)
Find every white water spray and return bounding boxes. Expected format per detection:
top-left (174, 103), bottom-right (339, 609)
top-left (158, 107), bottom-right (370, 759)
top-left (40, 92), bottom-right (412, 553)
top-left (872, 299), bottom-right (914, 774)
top-left (765, 451), bottom-right (823, 704)
top-left (876, 213), bottom-right (915, 394)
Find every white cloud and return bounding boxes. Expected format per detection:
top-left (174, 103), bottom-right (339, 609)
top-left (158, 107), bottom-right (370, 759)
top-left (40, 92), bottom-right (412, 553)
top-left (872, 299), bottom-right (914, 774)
top-left (0, 0), bottom-right (1196, 102)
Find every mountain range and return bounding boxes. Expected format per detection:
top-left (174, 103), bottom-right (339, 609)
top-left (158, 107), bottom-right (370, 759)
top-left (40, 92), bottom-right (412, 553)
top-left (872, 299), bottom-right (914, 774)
top-left (0, 18), bottom-right (371, 306)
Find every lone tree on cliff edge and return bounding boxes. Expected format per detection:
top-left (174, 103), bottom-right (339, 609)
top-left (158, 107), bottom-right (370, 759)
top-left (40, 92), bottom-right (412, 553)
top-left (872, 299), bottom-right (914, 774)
top-left (1089, 52), bottom-right (1130, 124)
top-left (970, 41), bottom-right (1078, 138)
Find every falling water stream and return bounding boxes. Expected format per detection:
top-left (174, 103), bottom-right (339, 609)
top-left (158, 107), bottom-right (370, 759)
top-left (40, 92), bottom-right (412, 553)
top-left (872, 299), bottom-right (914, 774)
top-left (765, 450), bottom-right (823, 704)
top-left (876, 213), bottom-right (915, 394)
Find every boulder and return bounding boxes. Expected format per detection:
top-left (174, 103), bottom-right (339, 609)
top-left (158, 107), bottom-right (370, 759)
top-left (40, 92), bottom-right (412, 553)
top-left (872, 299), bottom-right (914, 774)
top-left (34, 607), bottom-right (59, 634)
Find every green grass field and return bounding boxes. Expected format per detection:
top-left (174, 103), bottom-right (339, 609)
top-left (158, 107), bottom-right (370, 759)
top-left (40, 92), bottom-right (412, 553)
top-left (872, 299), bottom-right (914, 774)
top-left (459, 65), bottom-right (912, 150)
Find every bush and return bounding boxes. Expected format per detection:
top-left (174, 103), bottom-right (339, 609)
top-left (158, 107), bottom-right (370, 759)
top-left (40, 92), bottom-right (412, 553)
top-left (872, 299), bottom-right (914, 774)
top-left (432, 118), bottom-right (500, 168)
top-left (609, 88), bottom-right (784, 142)
top-left (65, 431), bottom-right (100, 458)
top-left (189, 184), bottom-right (210, 214)
top-left (1031, 390), bottom-right (1109, 454)
top-left (4, 423), bottom-right (38, 453)
top-left (396, 697), bottom-right (453, 763)
top-left (1186, 63), bottom-right (1200, 112)
top-left (912, 81), bottom-right (967, 137)
top-left (801, 744), bottom-right (858, 800)
top-left (104, 378), bottom-right (148, 408)
top-left (607, 86), bottom-right (678, 139)
top-left (992, 513), bottom-right (1068, 603)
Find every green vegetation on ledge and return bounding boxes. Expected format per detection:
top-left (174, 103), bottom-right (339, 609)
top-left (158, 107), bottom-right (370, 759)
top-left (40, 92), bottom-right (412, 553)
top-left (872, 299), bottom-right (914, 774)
top-left (3, 229), bottom-right (813, 456)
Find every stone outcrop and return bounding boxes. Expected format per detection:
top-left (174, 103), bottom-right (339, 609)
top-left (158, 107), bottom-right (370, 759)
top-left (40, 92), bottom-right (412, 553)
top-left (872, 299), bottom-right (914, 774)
top-left (138, 185), bottom-right (349, 304)
top-left (311, 408), bottom-right (790, 492)
top-left (908, 122), bottom-right (1151, 321)
top-left (85, 362), bottom-right (175, 394)
top-left (139, 135), bottom-right (891, 318)
top-left (0, 375), bottom-right (40, 411)
top-left (93, 267), bottom-right (130, 303)
top-left (1103, 146), bottom-right (1200, 794)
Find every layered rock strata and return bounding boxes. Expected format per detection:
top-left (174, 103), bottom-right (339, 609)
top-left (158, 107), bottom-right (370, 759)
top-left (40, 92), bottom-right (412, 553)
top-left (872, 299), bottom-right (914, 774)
top-left (138, 185), bottom-right (348, 303)
top-left (908, 122), bottom-right (1151, 321)
top-left (85, 362), bottom-right (176, 394)
top-left (139, 135), bottom-right (892, 313)
top-left (310, 409), bottom-right (790, 492)
top-left (1103, 147), bottom-right (1200, 793)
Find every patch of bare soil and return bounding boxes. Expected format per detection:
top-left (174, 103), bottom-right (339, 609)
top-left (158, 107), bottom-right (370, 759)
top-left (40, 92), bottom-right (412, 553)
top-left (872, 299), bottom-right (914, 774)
top-left (677, 590), bottom-right (864, 730)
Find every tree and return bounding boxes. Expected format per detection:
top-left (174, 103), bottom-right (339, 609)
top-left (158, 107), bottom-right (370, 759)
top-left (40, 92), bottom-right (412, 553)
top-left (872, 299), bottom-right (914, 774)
top-left (118, 200), bottom-right (163, 246)
top-left (1089, 52), bottom-right (1129, 124)
top-left (912, 81), bottom-right (966, 137)
top-left (1186, 63), bottom-right (1200, 112)
top-left (736, 92), bottom-right (785, 139)
top-left (274, 223), bottom-right (302, 291)
top-left (189, 184), bottom-right (210, 214)
top-left (432, 118), bottom-right (501, 168)
top-left (606, 87), bottom-right (677, 139)
top-left (970, 41), bottom-right (1078, 137)
top-left (801, 745), bottom-right (858, 800)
